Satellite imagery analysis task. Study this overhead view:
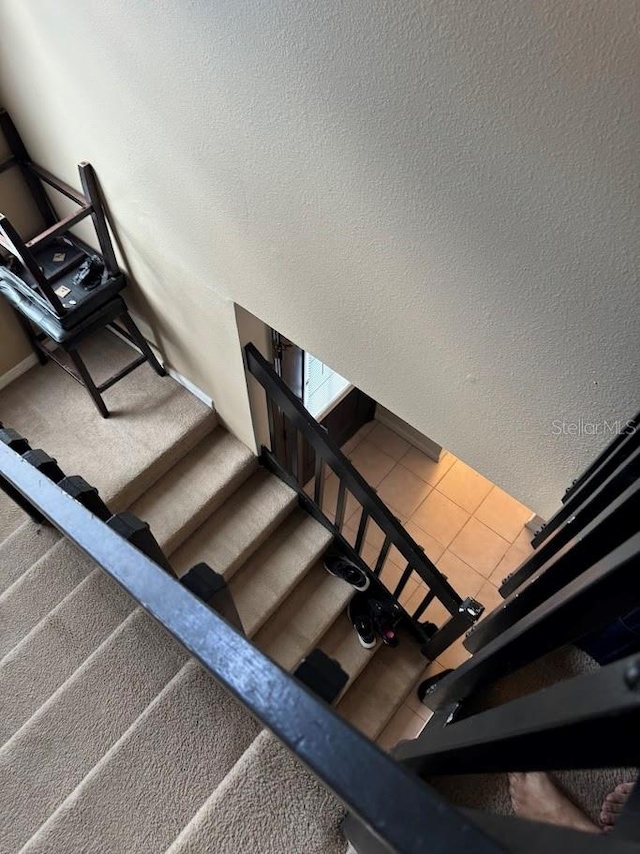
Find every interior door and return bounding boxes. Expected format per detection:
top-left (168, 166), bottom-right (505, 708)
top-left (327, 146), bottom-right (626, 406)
top-left (271, 331), bottom-right (375, 485)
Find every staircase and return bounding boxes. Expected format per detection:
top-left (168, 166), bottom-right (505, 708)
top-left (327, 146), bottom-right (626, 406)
top-left (0, 332), bottom-right (431, 853)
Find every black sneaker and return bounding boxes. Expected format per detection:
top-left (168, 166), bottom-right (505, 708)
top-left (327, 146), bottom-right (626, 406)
top-left (324, 554), bottom-right (370, 591)
top-left (347, 595), bottom-right (376, 649)
top-left (368, 598), bottom-right (400, 647)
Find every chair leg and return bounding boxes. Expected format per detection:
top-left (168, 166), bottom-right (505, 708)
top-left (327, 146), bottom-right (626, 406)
top-left (120, 311), bottom-right (166, 377)
top-left (68, 349), bottom-right (109, 418)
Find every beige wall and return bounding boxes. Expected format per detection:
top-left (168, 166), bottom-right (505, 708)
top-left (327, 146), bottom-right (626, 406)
top-left (0, 301), bottom-right (30, 376)
top-left (1, 1), bottom-right (637, 515)
top-left (0, 128), bottom-right (45, 375)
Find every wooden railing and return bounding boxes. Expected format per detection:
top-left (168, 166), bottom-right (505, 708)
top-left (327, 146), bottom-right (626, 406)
top-left (2, 417), bottom-right (638, 852)
top-left (244, 343), bottom-right (482, 661)
top-left (0, 425), bottom-right (499, 854)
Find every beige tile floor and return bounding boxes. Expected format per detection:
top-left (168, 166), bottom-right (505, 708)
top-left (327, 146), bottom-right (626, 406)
top-left (332, 419), bottom-right (536, 749)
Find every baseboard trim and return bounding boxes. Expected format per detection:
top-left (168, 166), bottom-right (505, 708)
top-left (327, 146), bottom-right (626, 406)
top-left (375, 405), bottom-right (442, 462)
top-left (107, 325), bottom-right (214, 410)
top-left (0, 352), bottom-right (39, 393)
top-left (165, 367), bottom-right (213, 409)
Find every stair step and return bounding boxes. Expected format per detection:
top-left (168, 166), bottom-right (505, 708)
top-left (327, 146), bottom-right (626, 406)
top-left (318, 610), bottom-right (379, 699)
top-left (230, 511), bottom-right (333, 637)
top-left (0, 430), bottom-right (256, 739)
top-left (129, 427), bottom-right (256, 555)
top-left (0, 489), bottom-right (28, 545)
top-left (171, 468), bottom-right (297, 580)
top-left (109, 406), bottom-right (217, 513)
top-left (0, 330), bottom-right (217, 516)
top-left (0, 428), bottom-right (253, 664)
top-left (254, 561), bottom-right (353, 671)
top-left (21, 661), bottom-right (261, 854)
top-left (336, 640), bottom-right (426, 740)
top-left (0, 569), bottom-right (134, 745)
top-left (0, 521), bottom-right (60, 595)
top-left (164, 730), bottom-right (346, 854)
top-left (0, 539), bottom-right (95, 662)
top-left (0, 610), bottom-right (188, 853)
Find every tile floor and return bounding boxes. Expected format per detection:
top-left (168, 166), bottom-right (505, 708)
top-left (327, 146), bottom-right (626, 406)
top-left (329, 419), bottom-right (536, 749)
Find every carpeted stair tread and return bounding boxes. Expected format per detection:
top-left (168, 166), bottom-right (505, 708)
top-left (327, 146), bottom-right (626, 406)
top-left (0, 427), bottom-right (254, 681)
top-left (0, 568), bottom-right (135, 745)
top-left (0, 610), bottom-right (188, 852)
top-left (0, 539), bottom-right (95, 661)
top-left (22, 661), bottom-right (261, 854)
top-left (0, 330), bottom-right (216, 513)
top-left (254, 562), bottom-right (353, 671)
top-left (428, 646), bottom-right (636, 825)
top-left (0, 490), bottom-right (28, 544)
top-left (229, 510), bottom-right (333, 637)
top-left (171, 468), bottom-right (296, 580)
top-left (337, 640), bottom-right (426, 739)
top-left (0, 521), bottom-right (60, 595)
top-left (164, 729), bottom-right (347, 854)
top-left (129, 427), bottom-right (256, 555)
top-left (318, 610), bottom-right (379, 698)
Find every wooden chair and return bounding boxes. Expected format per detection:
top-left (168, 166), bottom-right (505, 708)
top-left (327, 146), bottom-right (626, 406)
top-left (0, 108), bottom-right (165, 417)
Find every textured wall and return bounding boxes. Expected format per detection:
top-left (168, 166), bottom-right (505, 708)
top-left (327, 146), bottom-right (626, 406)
top-left (0, 127), bottom-right (44, 375)
top-left (1, 1), bottom-right (637, 514)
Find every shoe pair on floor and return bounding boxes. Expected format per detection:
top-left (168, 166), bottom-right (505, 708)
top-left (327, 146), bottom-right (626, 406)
top-left (348, 593), bottom-right (401, 649)
top-left (324, 554), bottom-right (401, 649)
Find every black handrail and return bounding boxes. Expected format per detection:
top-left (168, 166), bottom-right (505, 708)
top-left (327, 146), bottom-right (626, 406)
top-left (560, 411), bottom-right (639, 504)
top-left (531, 421), bottom-right (640, 548)
top-left (244, 343), bottom-right (482, 660)
top-left (0, 436), bottom-right (500, 854)
top-left (466, 477), bottom-right (640, 653)
top-left (424, 531), bottom-right (640, 711)
top-left (501, 443), bottom-right (640, 598)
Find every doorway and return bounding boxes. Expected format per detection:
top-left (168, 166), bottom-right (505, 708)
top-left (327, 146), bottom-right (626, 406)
top-left (303, 352), bottom-right (351, 420)
top-left (271, 331), bottom-right (375, 482)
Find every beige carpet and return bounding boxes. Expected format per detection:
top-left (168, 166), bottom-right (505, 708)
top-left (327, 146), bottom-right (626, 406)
top-left (0, 330), bottom-right (215, 510)
top-left (165, 730), bottom-right (348, 854)
top-left (1, 337), bottom-right (436, 852)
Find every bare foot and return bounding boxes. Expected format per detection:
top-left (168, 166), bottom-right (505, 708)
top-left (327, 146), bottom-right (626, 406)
top-left (509, 772), bottom-right (600, 833)
top-left (600, 782), bottom-right (635, 830)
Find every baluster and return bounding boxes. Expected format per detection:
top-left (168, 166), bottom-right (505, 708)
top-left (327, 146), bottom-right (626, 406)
top-left (413, 589), bottom-right (437, 621)
top-left (266, 395), bottom-right (277, 454)
top-left (288, 422), bottom-right (299, 481)
top-left (334, 480), bottom-right (347, 531)
top-left (354, 510), bottom-right (369, 554)
top-left (295, 429), bottom-right (305, 487)
top-left (393, 562), bottom-right (415, 599)
top-left (374, 534), bottom-right (392, 575)
top-left (271, 403), bottom-right (287, 464)
top-left (314, 452), bottom-right (325, 507)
